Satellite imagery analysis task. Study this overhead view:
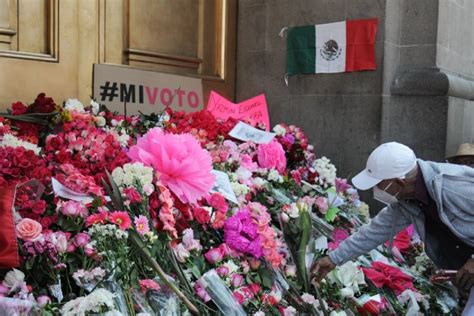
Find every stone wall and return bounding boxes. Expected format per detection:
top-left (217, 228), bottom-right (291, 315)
top-left (437, 0), bottom-right (474, 156)
top-left (236, 0), bottom-right (385, 182)
top-left (236, 0), bottom-right (474, 209)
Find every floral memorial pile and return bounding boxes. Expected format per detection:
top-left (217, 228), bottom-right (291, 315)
top-left (0, 94), bottom-right (458, 315)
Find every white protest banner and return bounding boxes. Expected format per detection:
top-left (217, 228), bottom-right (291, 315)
top-left (93, 64), bottom-right (204, 114)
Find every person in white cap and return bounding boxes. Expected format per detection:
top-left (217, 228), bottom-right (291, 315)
top-left (311, 142), bottom-right (474, 314)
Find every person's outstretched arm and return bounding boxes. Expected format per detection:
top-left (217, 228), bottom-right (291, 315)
top-left (312, 204), bottom-right (412, 282)
top-left (330, 205), bottom-right (411, 264)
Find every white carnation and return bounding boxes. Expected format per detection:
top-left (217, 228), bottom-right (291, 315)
top-left (62, 288), bottom-right (120, 315)
top-left (0, 134), bottom-right (41, 154)
top-left (112, 162), bottom-right (154, 190)
top-left (328, 261), bottom-right (365, 292)
top-left (65, 99), bottom-right (85, 112)
top-left (230, 182), bottom-right (249, 196)
top-left (313, 157), bottom-right (337, 186)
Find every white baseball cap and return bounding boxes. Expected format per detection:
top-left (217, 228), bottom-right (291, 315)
top-left (352, 142), bottom-right (417, 190)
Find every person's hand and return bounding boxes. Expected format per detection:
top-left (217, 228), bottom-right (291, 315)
top-left (454, 258), bottom-right (474, 291)
top-left (311, 256), bottom-right (336, 283)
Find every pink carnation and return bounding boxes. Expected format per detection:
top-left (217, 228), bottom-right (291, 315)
top-left (257, 140), bottom-right (286, 173)
top-left (328, 228), bottom-right (349, 250)
top-left (127, 128), bottom-right (215, 204)
top-left (123, 187), bottom-right (142, 203)
top-left (73, 233), bottom-right (90, 247)
top-left (206, 193), bottom-right (229, 213)
top-left (139, 279), bottom-right (161, 294)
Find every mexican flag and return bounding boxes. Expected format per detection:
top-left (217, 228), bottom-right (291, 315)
top-left (286, 18), bottom-right (378, 75)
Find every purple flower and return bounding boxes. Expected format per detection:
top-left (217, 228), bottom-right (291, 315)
top-left (224, 209), bottom-right (263, 258)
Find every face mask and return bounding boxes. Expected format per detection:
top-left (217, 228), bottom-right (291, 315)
top-left (373, 182), bottom-right (399, 205)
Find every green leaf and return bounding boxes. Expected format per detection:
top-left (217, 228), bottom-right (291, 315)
top-left (190, 266), bottom-right (201, 279)
top-left (102, 170), bottom-right (124, 210)
top-left (325, 207), bottom-right (340, 222)
top-left (261, 270), bottom-right (273, 289)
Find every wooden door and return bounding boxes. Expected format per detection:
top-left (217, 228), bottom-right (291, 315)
top-left (0, 0), bottom-right (236, 110)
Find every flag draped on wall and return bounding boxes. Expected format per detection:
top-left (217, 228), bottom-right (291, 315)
top-left (286, 18), bottom-right (378, 75)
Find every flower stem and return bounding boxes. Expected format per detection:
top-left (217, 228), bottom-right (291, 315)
top-left (298, 210), bottom-right (312, 292)
top-left (129, 232), bottom-right (199, 314)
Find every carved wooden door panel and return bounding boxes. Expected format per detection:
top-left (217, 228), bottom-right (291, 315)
top-left (0, 0), bottom-right (236, 110)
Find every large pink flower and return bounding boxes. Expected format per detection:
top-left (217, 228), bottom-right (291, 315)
top-left (224, 209), bottom-right (263, 258)
top-left (257, 140), bottom-right (286, 173)
top-left (128, 128), bottom-right (215, 204)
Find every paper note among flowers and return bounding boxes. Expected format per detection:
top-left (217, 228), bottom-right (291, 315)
top-left (229, 121), bottom-right (276, 144)
top-left (206, 91), bottom-right (270, 131)
top-left (210, 170), bottom-right (239, 204)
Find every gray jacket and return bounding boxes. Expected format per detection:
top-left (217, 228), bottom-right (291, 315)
top-left (329, 160), bottom-right (474, 267)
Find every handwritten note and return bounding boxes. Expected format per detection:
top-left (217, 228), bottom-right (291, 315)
top-left (207, 91), bottom-right (270, 131)
top-left (229, 122), bottom-right (276, 144)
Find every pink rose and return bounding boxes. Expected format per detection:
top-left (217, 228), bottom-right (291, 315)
top-left (204, 247), bottom-right (224, 264)
top-left (60, 200), bottom-right (88, 217)
top-left (231, 273), bottom-right (244, 287)
top-left (74, 233), bottom-right (90, 247)
top-left (216, 266), bottom-right (230, 277)
top-left (16, 218), bottom-right (42, 241)
top-left (257, 140), bottom-right (286, 173)
top-left (36, 295), bottom-right (51, 308)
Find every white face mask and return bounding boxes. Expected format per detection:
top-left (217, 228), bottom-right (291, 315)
top-left (373, 182), bottom-right (399, 205)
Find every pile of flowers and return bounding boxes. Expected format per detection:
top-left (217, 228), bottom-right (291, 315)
top-left (0, 94), bottom-right (458, 315)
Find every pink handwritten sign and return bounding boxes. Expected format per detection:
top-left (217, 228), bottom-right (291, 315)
top-left (206, 91), bottom-right (270, 131)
